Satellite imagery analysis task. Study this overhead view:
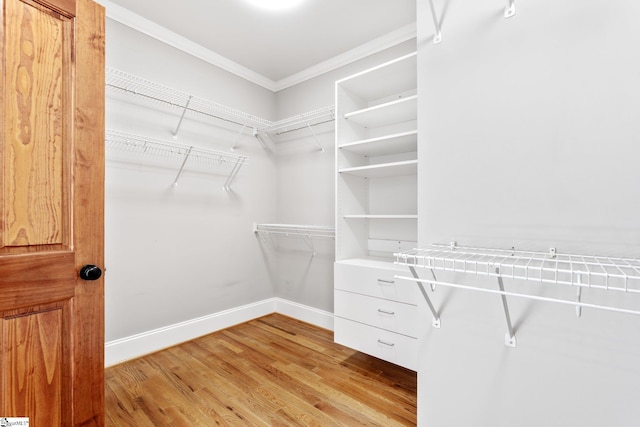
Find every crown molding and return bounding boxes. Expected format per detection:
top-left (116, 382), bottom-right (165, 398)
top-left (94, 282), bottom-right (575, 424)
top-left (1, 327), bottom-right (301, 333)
top-left (97, 0), bottom-right (416, 93)
top-left (97, 0), bottom-right (278, 91)
top-left (274, 22), bottom-right (417, 92)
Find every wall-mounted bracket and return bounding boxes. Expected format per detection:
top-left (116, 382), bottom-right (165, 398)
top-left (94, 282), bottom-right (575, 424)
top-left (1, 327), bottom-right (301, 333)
top-left (505, 0), bottom-right (516, 18)
top-left (409, 267), bottom-right (441, 328)
top-left (173, 146), bottom-right (193, 186)
top-left (428, 0), bottom-right (443, 44)
top-left (576, 274), bottom-right (583, 317)
top-left (306, 123), bottom-right (324, 152)
top-left (223, 157), bottom-right (246, 191)
top-left (496, 267), bottom-right (517, 347)
top-left (172, 95), bottom-right (193, 140)
top-left (231, 124), bottom-right (248, 151)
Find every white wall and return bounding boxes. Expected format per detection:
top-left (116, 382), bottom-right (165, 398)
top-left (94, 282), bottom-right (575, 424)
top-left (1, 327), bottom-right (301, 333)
top-left (104, 19), bottom-right (278, 343)
top-left (417, 0), bottom-right (640, 425)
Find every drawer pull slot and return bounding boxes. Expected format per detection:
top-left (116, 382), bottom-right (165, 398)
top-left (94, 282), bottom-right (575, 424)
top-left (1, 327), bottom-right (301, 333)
top-left (377, 309), bottom-right (395, 315)
top-left (377, 279), bottom-right (395, 285)
top-left (377, 339), bottom-right (395, 347)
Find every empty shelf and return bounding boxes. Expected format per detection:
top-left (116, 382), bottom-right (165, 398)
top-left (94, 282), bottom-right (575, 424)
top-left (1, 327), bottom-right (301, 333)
top-left (339, 130), bottom-right (418, 157)
top-left (337, 52), bottom-right (417, 101)
top-left (344, 95), bottom-right (417, 128)
top-left (339, 160), bottom-right (417, 178)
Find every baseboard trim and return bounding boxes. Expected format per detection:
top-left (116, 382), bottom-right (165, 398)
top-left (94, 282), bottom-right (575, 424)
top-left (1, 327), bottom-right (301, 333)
top-left (105, 298), bottom-right (334, 367)
top-left (274, 298), bottom-right (334, 331)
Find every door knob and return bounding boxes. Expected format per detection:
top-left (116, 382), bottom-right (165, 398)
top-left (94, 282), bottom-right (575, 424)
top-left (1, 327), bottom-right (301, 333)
top-left (79, 264), bottom-right (102, 281)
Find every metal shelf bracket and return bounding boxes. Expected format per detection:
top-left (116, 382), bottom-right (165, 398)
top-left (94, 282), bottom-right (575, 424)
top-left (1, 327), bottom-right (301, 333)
top-left (496, 268), bottom-right (517, 347)
top-left (505, 0), bottom-right (516, 18)
top-left (173, 146), bottom-right (193, 186)
top-left (410, 267), bottom-right (441, 328)
top-left (172, 95), bottom-right (193, 139)
top-left (428, 0), bottom-right (442, 44)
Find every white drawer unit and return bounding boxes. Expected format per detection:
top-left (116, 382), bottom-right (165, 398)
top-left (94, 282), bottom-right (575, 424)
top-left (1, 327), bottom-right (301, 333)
top-left (334, 290), bottom-right (425, 338)
top-left (333, 259), bottom-right (426, 371)
top-left (334, 317), bottom-right (420, 371)
top-left (334, 259), bottom-right (419, 304)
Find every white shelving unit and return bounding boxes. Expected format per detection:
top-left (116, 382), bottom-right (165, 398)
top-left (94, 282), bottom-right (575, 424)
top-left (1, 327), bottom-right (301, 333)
top-left (106, 130), bottom-right (247, 190)
top-left (394, 243), bottom-right (640, 347)
top-left (334, 52), bottom-right (423, 370)
top-left (336, 51), bottom-right (418, 262)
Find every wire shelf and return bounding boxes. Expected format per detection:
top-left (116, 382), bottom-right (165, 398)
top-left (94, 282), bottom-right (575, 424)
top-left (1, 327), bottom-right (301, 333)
top-left (259, 105), bottom-right (335, 135)
top-left (396, 244), bottom-right (640, 294)
top-left (106, 67), bottom-right (271, 130)
top-left (392, 243), bottom-right (640, 346)
top-left (106, 130), bottom-right (247, 190)
top-left (253, 223), bottom-right (335, 239)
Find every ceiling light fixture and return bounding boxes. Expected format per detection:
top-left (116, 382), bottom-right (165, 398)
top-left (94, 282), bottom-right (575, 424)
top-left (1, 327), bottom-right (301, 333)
top-left (244, 0), bottom-right (306, 11)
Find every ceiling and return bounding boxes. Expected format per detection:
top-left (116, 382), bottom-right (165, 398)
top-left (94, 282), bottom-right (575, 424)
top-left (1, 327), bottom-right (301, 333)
top-left (99, 0), bottom-right (416, 91)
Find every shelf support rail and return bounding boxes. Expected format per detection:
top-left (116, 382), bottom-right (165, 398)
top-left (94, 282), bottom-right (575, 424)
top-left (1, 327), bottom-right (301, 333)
top-left (231, 124), bottom-right (248, 151)
top-left (173, 146), bottom-right (193, 186)
top-left (505, 0), bottom-right (516, 18)
top-left (409, 267), bottom-right (441, 328)
top-left (496, 267), bottom-right (517, 347)
top-left (306, 122), bottom-right (324, 152)
top-left (223, 156), bottom-right (246, 191)
top-left (172, 95), bottom-right (193, 139)
top-left (427, 0), bottom-right (442, 44)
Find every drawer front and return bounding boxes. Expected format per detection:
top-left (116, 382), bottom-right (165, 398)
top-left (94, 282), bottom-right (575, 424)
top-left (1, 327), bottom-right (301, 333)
top-left (334, 290), bottom-right (426, 338)
top-left (334, 262), bottom-right (419, 304)
top-left (334, 317), bottom-right (419, 371)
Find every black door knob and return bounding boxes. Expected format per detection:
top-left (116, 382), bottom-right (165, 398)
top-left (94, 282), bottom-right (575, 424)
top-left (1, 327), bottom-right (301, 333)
top-left (79, 264), bottom-right (102, 281)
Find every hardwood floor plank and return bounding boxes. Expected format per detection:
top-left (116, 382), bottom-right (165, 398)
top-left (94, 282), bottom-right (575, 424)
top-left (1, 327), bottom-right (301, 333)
top-left (105, 313), bottom-right (417, 426)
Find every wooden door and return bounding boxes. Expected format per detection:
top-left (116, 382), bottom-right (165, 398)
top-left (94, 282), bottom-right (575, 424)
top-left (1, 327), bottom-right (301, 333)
top-left (0, 0), bottom-right (104, 425)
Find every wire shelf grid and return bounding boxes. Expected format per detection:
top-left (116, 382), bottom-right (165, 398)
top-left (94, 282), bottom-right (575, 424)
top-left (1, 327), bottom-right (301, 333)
top-left (395, 244), bottom-right (640, 294)
top-left (259, 105), bottom-right (335, 135)
top-left (106, 67), bottom-right (271, 129)
top-left (106, 130), bottom-right (247, 189)
top-left (253, 223), bottom-right (335, 239)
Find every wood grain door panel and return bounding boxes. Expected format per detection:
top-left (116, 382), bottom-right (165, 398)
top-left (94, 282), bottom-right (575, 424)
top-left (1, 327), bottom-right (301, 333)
top-left (0, 0), bottom-right (105, 424)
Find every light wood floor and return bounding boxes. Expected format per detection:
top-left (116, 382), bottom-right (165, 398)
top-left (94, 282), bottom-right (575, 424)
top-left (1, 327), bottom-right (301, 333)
top-left (105, 313), bottom-right (417, 426)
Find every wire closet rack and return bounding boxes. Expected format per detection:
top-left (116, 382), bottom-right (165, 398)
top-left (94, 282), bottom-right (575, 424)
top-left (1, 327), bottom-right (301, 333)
top-left (106, 67), bottom-right (335, 149)
top-left (106, 130), bottom-right (247, 190)
top-left (253, 223), bottom-right (335, 239)
top-left (253, 223), bottom-right (335, 256)
top-left (106, 67), bottom-right (271, 138)
top-left (394, 243), bottom-right (640, 347)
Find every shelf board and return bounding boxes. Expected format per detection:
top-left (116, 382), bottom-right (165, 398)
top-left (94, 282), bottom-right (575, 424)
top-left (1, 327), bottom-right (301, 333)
top-left (337, 52), bottom-right (417, 101)
top-left (339, 160), bottom-right (417, 178)
top-left (343, 215), bottom-right (418, 219)
top-left (344, 95), bottom-right (417, 128)
top-left (339, 130), bottom-right (417, 157)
